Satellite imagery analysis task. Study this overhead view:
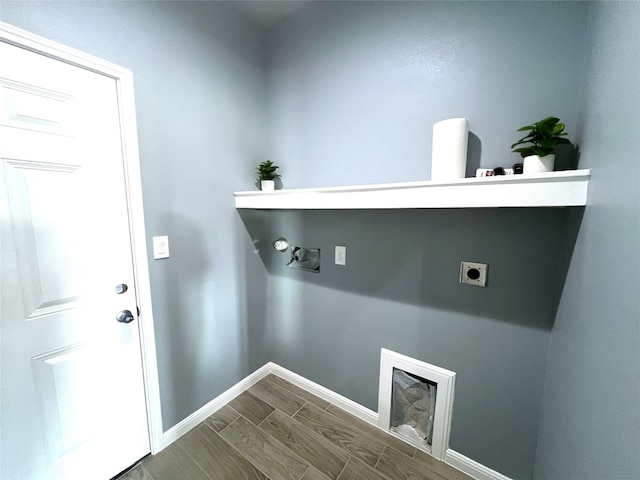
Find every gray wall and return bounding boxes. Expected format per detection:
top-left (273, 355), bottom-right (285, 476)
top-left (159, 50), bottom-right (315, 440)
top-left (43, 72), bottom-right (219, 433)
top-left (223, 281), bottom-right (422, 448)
top-left (3, 2), bottom-right (638, 480)
top-left (534, 3), bottom-right (640, 479)
top-left (0, 1), bottom-right (271, 430)
top-left (266, 1), bottom-right (587, 188)
top-left (263, 208), bottom-right (580, 479)
top-left (262, 3), bottom-right (588, 478)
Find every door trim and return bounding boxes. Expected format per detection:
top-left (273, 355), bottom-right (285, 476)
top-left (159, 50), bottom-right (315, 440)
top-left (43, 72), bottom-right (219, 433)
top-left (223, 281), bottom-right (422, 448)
top-left (0, 22), bottom-right (164, 454)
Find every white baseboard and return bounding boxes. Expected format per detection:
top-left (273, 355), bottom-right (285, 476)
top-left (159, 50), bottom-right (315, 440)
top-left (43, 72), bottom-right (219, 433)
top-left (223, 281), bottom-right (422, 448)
top-left (269, 363), bottom-right (511, 480)
top-left (161, 363), bottom-right (271, 447)
top-left (160, 362), bottom-right (512, 480)
top-left (445, 449), bottom-right (513, 480)
top-left (266, 362), bottom-right (379, 426)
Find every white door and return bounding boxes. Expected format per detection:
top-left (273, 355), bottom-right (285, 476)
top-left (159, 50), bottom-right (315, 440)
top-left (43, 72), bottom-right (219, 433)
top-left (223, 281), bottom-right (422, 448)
top-left (0, 40), bottom-right (150, 479)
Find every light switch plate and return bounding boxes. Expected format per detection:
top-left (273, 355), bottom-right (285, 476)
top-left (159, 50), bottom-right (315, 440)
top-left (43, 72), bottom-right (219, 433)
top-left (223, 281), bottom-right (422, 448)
top-left (335, 246), bottom-right (346, 265)
top-left (152, 236), bottom-right (170, 260)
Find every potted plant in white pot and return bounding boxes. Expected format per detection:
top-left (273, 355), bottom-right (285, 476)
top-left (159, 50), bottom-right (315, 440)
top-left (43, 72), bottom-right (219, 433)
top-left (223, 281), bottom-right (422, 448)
top-left (511, 116), bottom-right (572, 174)
top-left (256, 160), bottom-right (281, 191)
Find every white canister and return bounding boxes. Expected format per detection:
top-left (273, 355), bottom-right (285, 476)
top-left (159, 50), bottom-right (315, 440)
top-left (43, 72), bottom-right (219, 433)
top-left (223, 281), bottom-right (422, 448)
top-left (431, 118), bottom-right (469, 181)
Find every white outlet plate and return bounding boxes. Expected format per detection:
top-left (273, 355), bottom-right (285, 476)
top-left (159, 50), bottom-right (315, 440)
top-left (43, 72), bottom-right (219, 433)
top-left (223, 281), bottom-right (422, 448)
top-left (335, 245), bottom-right (346, 265)
top-left (460, 261), bottom-right (487, 287)
top-left (152, 235), bottom-right (170, 260)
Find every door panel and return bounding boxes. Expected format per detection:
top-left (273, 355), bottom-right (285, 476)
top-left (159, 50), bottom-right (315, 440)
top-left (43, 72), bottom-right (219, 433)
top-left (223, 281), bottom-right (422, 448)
top-left (4, 160), bottom-right (91, 318)
top-left (31, 344), bottom-right (110, 462)
top-left (1, 41), bottom-right (150, 479)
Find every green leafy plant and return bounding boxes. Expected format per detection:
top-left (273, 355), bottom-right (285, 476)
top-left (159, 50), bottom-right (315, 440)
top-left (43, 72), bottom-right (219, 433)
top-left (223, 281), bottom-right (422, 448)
top-left (511, 116), bottom-right (572, 158)
top-left (256, 160), bottom-right (281, 181)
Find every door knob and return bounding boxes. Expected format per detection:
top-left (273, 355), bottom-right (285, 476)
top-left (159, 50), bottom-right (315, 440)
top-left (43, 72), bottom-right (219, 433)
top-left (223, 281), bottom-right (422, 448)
top-left (116, 309), bottom-right (135, 324)
top-left (115, 283), bottom-right (128, 294)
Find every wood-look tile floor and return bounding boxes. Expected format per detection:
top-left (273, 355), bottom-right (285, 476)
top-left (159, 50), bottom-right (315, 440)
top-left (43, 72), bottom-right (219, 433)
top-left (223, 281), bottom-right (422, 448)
top-left (117, 374), bottom-right (473, 480)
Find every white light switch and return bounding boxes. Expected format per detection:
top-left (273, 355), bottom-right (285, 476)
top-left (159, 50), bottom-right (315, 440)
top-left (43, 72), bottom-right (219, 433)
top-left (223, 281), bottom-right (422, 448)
top-left (152, 236), bottom-right (170, 260)
top-left (335, 246), bottom-right (346, 265)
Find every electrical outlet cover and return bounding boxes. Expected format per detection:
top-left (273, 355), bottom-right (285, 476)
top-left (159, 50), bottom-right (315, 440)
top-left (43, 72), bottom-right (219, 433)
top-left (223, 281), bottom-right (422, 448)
top-left (460, 261), bottom-right (487, 287)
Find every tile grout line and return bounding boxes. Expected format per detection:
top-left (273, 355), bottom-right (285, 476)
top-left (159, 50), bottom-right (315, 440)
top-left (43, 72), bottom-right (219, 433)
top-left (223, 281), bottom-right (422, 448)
top-left (258, 400), bottom-right (356, 480)
top-left (258, 404), bottom-right (349, 480)
top-left (373, 445), bottom-right (386, 471)
top-left (275, 384), bottom-right (417, 478)
top-left (171, 436), bottom-right (218, 480)
top-left (334, 456), bottom-right (351, 480)
top-left (266, 375), bottom-right (330, 410)
top-left (329, 404), bottom-right (419, 461)
top-left (243, 382), bottom-right (346, 476)
top-left (257, 409), bottom-right (277, 428)
top-left (216, 413), bottom-right (242, 435)
top-left (220, 408), bottom-right (315, 480)
top-left (213, 418), bottom-right (276, 480)
top-left (259, 376), bottom-right (310, 415)
top-left (296, 465), bottom-right (311, 480)
top-left (296, 401), bottom-right (395, 474)
top-left (291, 400), bottom-right (309, 419)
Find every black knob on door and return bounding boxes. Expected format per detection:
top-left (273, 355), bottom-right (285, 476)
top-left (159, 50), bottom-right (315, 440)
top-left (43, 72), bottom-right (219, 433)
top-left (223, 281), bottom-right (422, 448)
top-left (116, 309), bottom-right (135, 323)
top-left (115, 283), bottom-right (128, 294)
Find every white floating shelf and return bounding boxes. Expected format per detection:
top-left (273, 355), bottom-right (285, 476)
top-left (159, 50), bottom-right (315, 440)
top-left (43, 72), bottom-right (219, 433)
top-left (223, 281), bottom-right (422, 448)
top-left (234, 169), bottom-right (590, 210)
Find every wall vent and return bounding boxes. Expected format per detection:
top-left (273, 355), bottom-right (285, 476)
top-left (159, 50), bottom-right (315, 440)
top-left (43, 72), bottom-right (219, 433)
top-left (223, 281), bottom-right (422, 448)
top-left (378, 348), bottom-right (456, 460)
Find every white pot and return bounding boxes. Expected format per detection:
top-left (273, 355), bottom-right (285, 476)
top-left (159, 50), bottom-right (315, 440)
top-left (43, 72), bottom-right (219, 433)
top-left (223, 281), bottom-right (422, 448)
top-left (523, 154), bottom-right (555, 174)
top-left (260, 180), bottom-right (275, 191)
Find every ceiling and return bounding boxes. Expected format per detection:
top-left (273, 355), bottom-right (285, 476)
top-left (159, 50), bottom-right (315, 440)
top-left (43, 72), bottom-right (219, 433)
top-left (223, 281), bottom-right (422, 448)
top-left (233, 1), bottom-right (308, 25)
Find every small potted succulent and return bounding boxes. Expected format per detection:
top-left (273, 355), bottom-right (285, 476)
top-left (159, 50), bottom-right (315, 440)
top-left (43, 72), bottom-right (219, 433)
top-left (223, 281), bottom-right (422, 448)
top-left (256, 160), bottom-right (281, 191)
top-left (511, 116), bottom-right (572, 174)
